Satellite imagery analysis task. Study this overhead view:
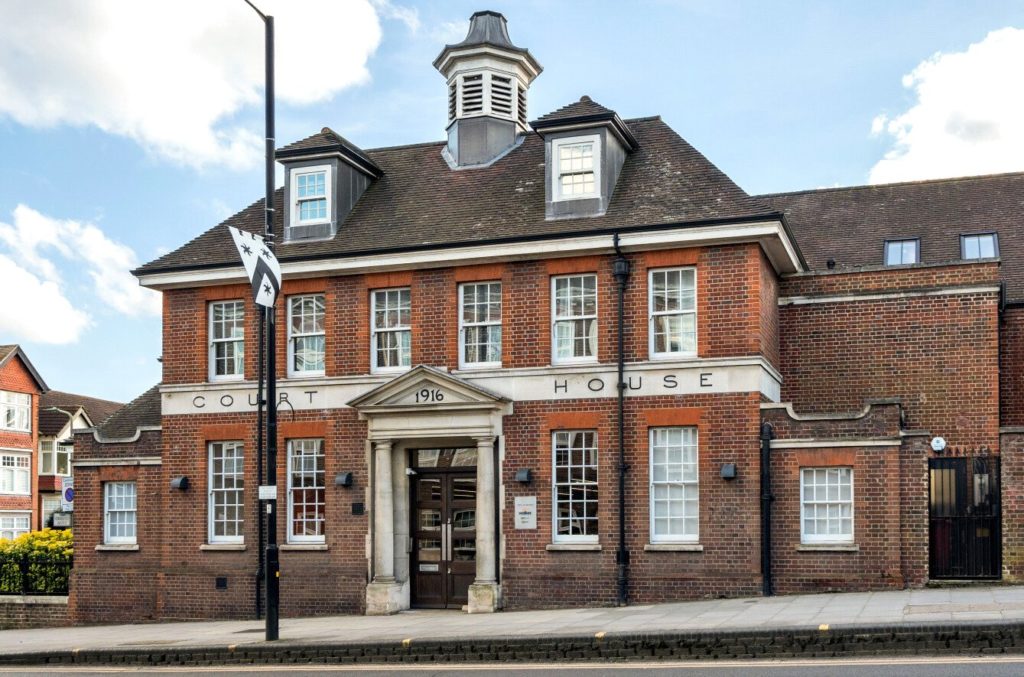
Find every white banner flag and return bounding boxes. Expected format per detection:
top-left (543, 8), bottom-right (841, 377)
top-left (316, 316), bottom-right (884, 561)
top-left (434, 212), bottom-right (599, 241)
top-left (227, 225), bottom-right (282, 308)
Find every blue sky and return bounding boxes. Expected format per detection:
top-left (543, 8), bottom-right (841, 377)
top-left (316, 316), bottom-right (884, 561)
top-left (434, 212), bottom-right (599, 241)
top-left (1, 0), bottom-right (1023, 403)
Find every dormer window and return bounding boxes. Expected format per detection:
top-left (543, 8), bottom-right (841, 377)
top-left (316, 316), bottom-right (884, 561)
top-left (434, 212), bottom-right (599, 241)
top-left (292, 166), bottom-right (331, 226)
top-left (552, 135), bottom-right (601, 201)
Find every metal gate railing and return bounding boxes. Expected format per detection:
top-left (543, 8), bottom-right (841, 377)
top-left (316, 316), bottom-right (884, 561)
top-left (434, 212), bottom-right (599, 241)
top-left (929, 455), bottom-right (1001, 580)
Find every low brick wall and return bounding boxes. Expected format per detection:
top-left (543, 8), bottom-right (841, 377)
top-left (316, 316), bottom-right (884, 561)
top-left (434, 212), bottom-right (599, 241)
top-left (2, 622), bottom-right (1024, 665)
top-left (0, 596), bottom-right (70, 630)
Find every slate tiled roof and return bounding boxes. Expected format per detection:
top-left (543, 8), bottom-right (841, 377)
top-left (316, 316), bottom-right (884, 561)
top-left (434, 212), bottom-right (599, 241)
top-left (762, 172), bottom-right (1024, 302)
top-left (0, 345), bottom-right (14, 363)
top-left (276, 127), bottom-right (382, 175)
top-left (39, 390), bottom-right (123, 436)
top-left (532, 96), bottom-right (617, 126)
top-left (136, 116), bottom-right (778, 275)
top-left (94, 385), bottom-right (161, 440)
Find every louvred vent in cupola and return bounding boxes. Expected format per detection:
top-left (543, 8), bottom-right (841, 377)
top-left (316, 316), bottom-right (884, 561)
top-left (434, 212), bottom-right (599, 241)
top-left (448, 81), bottom-right (457, 121)
top-left (462, 74), bottom-right (484, 115)
top-left (491, 75), bottom-right (513, 117)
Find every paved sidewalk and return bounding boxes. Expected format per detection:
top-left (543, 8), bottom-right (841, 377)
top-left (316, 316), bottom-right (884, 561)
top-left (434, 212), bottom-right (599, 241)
top-left (4, 585), bottom-right (1024, 656)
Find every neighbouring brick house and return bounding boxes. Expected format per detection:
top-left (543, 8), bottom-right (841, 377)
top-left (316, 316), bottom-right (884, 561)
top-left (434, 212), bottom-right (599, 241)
top-left (0, 346), bottom-right (47, 540)
top-left (37, 391), bottom-right (122, 530)
top-left (70, 11), bottom-right (1024, 623)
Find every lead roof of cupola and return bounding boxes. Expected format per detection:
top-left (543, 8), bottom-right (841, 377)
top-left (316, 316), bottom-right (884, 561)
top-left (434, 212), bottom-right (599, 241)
top-left (432, 10), bottom-right (542, 75)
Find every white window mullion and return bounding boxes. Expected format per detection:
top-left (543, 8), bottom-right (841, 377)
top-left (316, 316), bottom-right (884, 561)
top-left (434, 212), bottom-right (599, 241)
top-left (649, 427), bottom-right (699, 543)
top-left (459, 281), bottom-right (502, 368)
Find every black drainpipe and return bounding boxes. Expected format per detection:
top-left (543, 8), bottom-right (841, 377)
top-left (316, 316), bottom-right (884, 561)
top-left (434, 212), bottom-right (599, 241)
top-left (760, 421), bottom-right (775, 597)
top-left (612, 234), bottom-right (631, 606)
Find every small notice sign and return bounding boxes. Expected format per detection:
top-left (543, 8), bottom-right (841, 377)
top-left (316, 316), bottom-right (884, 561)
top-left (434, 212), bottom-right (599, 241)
top-left (514, 496), bottom-right (537, 530)
top-left (60, 476), bottom-right (74, 512)
top-left (258, 485), bottom-right (278, 501)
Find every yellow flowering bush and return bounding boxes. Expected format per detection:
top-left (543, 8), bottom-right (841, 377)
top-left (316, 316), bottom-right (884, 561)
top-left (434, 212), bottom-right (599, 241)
top-left (0, 529), bottom-right (73, 557)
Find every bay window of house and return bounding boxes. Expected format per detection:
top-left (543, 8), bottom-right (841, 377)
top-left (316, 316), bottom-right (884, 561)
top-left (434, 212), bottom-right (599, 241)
top-left (42, 496), bottom-right (62, 528)
top-left (0, 454), bottom-right (30, 495)
top-left (209, 300), bottom-right (245, 381)
top-left (103, 481), bottom-right (137, 545)
top-left (371, 288), bottom-right (411, 372)
top-left (0, 391), bottom-right (30, 432)
top-left (649, 427), bottom-right (699, 543)
top-left (288, 294), bottom-right (326, 376)
top-left (649, 268), bottom-right (697, 358)
top-left (800, 467), bottom-right (854, 544)
top-left (552, 430), bottom-right (598, 543)
top-left (0, 512), bottom-right (30, 540)
top-left (208, 441), bottom-right (244, 544)
top-left (287, 439), bottom-right (325, 544)
top-left (552, 274), bottom-right (597, 363)
top-left (459, 281), bottom-right (502, 368)
top-left (39, 440), bottom-right (72, 476)
top-left (552, 136), bottom-right (600, 201)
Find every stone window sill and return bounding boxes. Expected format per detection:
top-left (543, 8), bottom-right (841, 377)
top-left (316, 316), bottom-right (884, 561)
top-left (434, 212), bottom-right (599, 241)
top-left (796, 543), bottom-right (859, 552)
top-left (546, 543), bottom-right (602, 552)
top-left (95, 544), bottom-right (139, 551)
top-left (280, 543), bottom-right (328, 551)
top-left (200, 543), bottom-right (246, 552)
top-left (644, 543), bottom-right (704, 552)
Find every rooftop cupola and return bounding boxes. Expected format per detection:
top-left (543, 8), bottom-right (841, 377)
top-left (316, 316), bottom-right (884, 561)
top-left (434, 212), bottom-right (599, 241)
top-left (433, 10), bottom-right (542, 168)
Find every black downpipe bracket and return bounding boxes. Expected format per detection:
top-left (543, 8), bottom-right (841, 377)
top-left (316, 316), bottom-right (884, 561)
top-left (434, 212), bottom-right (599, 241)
top-left (760, 421), bottom-right (775, 597)
top-left (612, 234), bottom-right (631, 606)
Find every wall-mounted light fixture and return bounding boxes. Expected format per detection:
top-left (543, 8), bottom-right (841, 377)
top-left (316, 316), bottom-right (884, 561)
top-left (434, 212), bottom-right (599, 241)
top-left (335, 472), bottom-right (354, 488)
top-left (515, 468), bottom-right (533, 484)
top-left (720, 463), bottom-right (737, 480)
top-left (170, 476), bottom-right (190, 491)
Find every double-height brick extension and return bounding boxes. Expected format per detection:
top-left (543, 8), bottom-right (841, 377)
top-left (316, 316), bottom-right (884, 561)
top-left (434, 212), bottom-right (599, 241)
top-left (71, 11), bottom-right (1024, 623)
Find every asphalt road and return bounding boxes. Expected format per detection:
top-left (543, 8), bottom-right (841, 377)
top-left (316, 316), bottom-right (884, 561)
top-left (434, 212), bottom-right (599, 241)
top-left (3, 656), bottom-right (1024, 676)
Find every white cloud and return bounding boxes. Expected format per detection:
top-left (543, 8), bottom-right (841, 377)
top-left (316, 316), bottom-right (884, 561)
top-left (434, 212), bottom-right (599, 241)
top-left (870, 27), bottom-right (1024, 184)
top-left (371, 0), bottom-right (421, 33)
top-left (0, 255), bottom-right (90, 345)
top-left (0, 205), bottom-right (160, 345)
top-left (0, 0), bottom-right (390, 170)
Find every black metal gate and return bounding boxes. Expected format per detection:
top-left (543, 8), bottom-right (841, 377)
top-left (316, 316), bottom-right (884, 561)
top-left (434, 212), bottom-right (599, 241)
top-left (929, 456), bottom-right (1001, 579)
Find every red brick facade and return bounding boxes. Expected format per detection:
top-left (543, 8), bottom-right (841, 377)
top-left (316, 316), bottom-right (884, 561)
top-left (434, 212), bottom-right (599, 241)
top-left (0, 353), bottom-right (41, 527)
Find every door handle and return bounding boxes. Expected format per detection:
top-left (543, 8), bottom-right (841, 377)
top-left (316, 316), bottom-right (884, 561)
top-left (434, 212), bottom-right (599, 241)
top-left (446, 521), bottom-right (453, 561)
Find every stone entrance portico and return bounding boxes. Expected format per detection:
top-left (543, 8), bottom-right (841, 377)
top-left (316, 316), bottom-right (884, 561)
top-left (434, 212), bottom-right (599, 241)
top-left (348, 366), bottom-right (512, 615)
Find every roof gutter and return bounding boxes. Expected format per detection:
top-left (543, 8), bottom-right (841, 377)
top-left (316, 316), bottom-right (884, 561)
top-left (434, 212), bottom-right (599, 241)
top-left (134, 211), bottom-right (795, 279)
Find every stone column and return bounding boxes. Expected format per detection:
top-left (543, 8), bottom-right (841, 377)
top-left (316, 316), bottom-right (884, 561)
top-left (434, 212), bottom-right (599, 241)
top-left (366, 439), bottom-right (402, 614)
top-left (468, 436), bottom-right (499, 613)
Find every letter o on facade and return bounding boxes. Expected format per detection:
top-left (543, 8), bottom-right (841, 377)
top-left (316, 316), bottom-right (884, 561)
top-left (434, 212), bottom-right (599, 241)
top-left (587, 378), bottom-right (605, 392)
top-left (220, 394), bottom-right (234, 408)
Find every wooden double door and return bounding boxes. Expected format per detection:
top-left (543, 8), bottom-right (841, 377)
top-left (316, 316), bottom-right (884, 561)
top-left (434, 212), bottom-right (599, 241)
top-left (411, 463), bottom-right (477, 609)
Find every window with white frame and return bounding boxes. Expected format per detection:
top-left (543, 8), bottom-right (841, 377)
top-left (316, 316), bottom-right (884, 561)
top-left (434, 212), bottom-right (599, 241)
top-left (0, 391), bottom-right (30, 432)
top-left (208, 442), bottom-right (244, 544)
top-left (800, 467), bottom-right (854, 544)
top-left (104, 481), bottom-right (137, 545)
top-left (39, 440), bottom-right (72, 476)
top-left (288, 294), bottom-right (326, 376)
top-left (209, 301), bottom-right (245, 380)
top-left (884, 239), bottom-right (919, 266)
top-left (287, 439), bottom-right (325, 543)
top-left (0, 512), bottom-right (30, 541)
top-left (552, 431), bottom-right (598, 543)
top-left (649, 427), bottom-right (699, 543)
top-left (371, 288), bottom-right (411, 372)
top-left (552, 274), bottom-right (597, 363)
top-left (42, 497), bottom-right (62, 528)
top-left (649, 268), bottom-right (697, 358)
top-left (459, 282), bottom-right (502, 367)
top-left (0, 454), bottom-right (30, 494)
top-left (292, 166), bottom-right (330, 225)
top-left (962, 233), bottom-right (998, 260)
top-left (552, 136), bottom-right (600, 201)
